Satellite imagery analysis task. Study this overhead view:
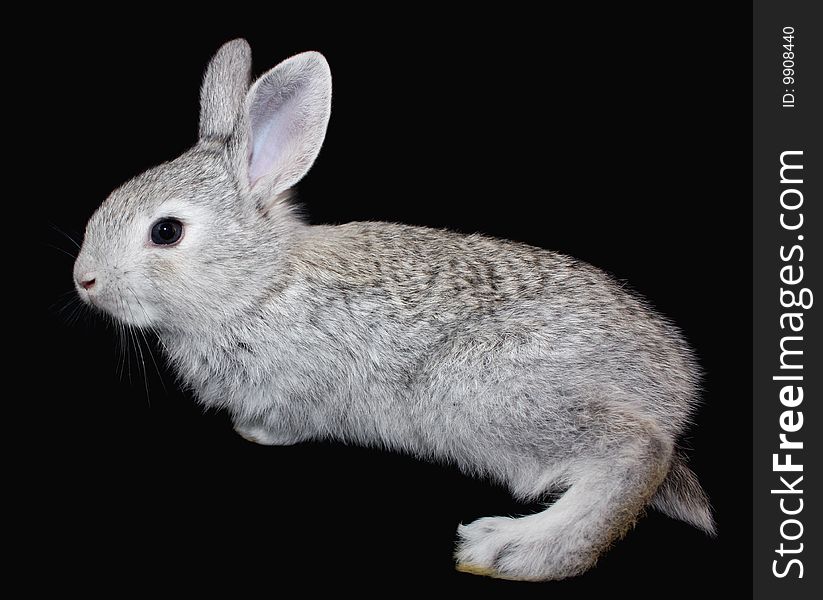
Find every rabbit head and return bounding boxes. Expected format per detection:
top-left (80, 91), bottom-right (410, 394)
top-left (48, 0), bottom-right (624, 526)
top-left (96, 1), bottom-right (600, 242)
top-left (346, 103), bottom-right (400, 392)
top-left (73, 40), bottom-right (331, 331)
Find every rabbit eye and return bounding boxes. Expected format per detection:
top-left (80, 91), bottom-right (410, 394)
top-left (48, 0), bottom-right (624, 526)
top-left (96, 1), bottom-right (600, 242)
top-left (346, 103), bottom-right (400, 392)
top-left (150, 218), bottom-right (184, 246)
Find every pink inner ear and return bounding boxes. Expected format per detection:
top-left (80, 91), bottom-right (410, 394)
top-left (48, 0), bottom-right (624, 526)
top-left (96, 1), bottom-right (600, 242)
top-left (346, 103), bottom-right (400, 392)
top-left (248, 85), bottom-right (300, 188)
top-left (243, 52), bottom-right (331, 194)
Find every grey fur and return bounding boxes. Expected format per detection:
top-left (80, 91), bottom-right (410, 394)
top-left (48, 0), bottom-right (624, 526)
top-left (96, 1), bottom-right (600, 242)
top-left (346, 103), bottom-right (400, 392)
top-left (199, 39), bottom-right (251, 142)
top-left (73, 40), bottom-right (715, 581)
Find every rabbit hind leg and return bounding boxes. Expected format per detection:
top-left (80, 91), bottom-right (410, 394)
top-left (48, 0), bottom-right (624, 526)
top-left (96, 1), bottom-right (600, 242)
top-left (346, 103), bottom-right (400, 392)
top-left (454, 423), bottom-right (672, 581)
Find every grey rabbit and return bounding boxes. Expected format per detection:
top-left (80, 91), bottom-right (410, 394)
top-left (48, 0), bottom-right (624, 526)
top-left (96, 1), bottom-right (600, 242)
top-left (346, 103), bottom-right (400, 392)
top-left (73, 39), bottom-right (715, 581)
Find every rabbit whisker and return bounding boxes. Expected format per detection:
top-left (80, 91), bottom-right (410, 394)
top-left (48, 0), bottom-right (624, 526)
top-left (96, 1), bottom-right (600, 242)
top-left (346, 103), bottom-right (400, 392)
top-left (127, 286), bottom-right (168, 394)
top-left (47, 243), bottom-right (79, 261)
top-left (121, 290), bottom-right (150, 404)
top-left (49, 223), bottom-right (82, 250)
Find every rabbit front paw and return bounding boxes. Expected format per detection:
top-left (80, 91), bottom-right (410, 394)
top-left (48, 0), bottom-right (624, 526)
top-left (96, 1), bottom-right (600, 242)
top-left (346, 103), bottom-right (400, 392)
top-left (233, 420), bottom-right (306, 446)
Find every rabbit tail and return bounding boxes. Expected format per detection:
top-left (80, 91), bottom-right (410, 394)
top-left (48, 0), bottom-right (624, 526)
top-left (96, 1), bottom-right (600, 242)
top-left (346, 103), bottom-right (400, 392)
top-left (650, 449), bottom-right (716, 536)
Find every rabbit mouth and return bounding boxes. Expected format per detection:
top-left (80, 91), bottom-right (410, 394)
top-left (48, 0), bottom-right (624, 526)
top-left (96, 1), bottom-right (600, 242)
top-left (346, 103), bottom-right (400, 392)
top-left (78, 285), bottom-right (158, 329)
top-left (108, 293), bottom-right (159, 329)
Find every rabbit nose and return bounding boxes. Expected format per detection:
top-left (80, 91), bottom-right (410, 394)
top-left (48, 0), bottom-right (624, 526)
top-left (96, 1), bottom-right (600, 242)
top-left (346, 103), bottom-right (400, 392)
top-left (78, 273), bottom-right (98, 290)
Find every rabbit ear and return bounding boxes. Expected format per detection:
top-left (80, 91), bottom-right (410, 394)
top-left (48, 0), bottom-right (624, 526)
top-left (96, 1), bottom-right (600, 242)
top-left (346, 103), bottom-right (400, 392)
top-left (199, 39), bottom-right (252, 142)
top-left (241, 52), bottom-right (331, 202)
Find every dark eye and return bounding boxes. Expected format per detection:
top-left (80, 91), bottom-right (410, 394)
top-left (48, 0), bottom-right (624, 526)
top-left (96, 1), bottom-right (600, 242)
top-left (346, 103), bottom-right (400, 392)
top-left (150, 219), bottom-right (184, 246)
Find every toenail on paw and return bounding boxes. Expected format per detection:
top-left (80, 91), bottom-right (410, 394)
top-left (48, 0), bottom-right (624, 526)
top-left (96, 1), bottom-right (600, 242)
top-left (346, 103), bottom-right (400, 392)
top-left (455, 562), bottom-right (500, 577)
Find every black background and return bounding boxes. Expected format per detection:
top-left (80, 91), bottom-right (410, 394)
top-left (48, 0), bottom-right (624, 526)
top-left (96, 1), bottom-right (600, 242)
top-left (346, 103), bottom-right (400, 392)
top-left (35, 8), bottom-right (749, 597)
